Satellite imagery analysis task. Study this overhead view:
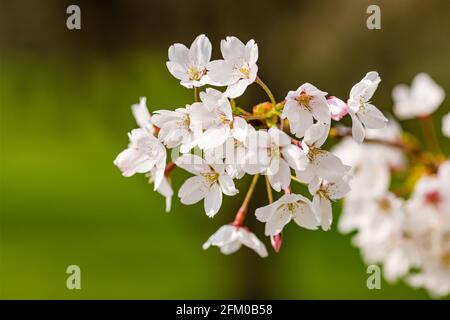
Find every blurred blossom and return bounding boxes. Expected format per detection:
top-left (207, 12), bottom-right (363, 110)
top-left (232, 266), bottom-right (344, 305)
top-left (393, 73), bottom-right (445, 120)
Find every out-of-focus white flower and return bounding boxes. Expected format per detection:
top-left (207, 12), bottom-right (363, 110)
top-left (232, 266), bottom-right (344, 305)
top-left (405, 161), bottom-right (450, 226)
top-left (309, 177), bottom-right (351, 231)
top-left (166, 34), bottom-right (212, 88)
top-left (348, 72), bottom-right (388, 143)
top-left (296, 123), bottom-right (351, 184)
top-left (327, 96), bottom-right (349, 121)
top-left (114, 98), bottom-right (166, 189)
top-left (393, 73), bottom-right (445, 120)
top-left (443, 112), bottom-right (450, 138)
top-left (152, 105), bottom-right (201, 153)
top-left (175, 154), bottom-right (238, 217)
top-left (407, 229), bottom-right (450, 298)
top-left (281, 83), bottom-right (330, 138)
top-left (338, 163), bottom-right (391, 233)
top-left (255, 193), bottom-right (319, 236)
top-left (208, 37), bottom-right (258, 98)
top-left (189, 88), bottom-right (233, 150)
top-left (246, 127), bottom-right (307, 192)
top-left (203, 224), bottom-right (268, 257)
top-left (332, 118), bottom-right (406, 171)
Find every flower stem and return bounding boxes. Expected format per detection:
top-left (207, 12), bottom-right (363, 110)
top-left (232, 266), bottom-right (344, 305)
top-left (419, 115), bottom-right (441, 154)
top-left (164, 162), bottom-right (176, 176)
top-left (264, 175), bottom-right (274, 204)
top-left (256, 76), bottom-right (276, 107)
top-left (233, 174), bottom-right (260, 226)
top-left (194, 87), bottom-right (200, 102)
top-left (291, 175), bottom-right (306, 185)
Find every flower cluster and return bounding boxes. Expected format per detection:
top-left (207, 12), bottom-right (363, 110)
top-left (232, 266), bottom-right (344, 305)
top-left (335, 73), bottom-right (450, 298)
top-left (114, 34), bottom-right (388, 259)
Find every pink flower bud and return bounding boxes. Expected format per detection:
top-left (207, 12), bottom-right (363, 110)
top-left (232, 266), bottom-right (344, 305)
top-left (271, 233), bottom-right (283, 253)
top-left (328, 96), bottom-right (349, 121)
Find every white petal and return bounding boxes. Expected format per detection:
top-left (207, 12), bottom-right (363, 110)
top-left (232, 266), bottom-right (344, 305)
top-left (204, 184), bottom-right (223, 217)
top-left (313, 195), bottom-right (332, 231)
top-left (267, 158), bottom-right (291, 192)
top-left (189, 34), bottom-right (211, 67)
top-left (207, 60), bottom-right (236, 86)
top-left (199, 126), bottom-right (230, 150)
top-left (281, 144), bottom-right (308, 171)
top-left (224, 79), bottom-right (250, 98)
top-left (290, 108), bottom-right (313, 138)
top-left (239, 228), bottom-right (268, 258)
top-left (178, 176), bottom-right (208, 205)
top-left (269, 127), bottom-right (291, 147)
top-left (255, 202), bottom-right (278, 222)
top-left (220, 36), bottom-right (245, 61)
top-left (358, 104), bottom-right (388, 129)
top-left (292, 201), bottom-right (320, 230)
top-left (313, 151), bottom-right (350, 182)
top-left (311, 97), bottom-right (331, 124)
top-left (349, 110), bottom-right (365, 143)
top-left (265, 208), bottom-right (291, 236)
top-left (295, 164), bottom-right (314, 184)
top-left (175, 154), bottom-right (209, 175)
top-left (218, 174), bottom-right (238, 196)
top-left (131, 97), bottom-right (152, 129)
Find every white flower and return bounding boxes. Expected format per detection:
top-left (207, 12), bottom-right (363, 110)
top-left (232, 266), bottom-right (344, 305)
top-left (166, 34), bottom-right (212, 88)
top-left (208, 36), bottom-right (258, 98)
top-left (189, 88), bottom-right (233, 150)
top-left (175, 154), bottom-right (238, 217)
top-left (309, 177), bottom-right (351, 231)
top-left (281, 83), bottom-right (331, 138)
top-left (348, 72), bottom-right (388, 143)
top-left (327, 96), bottom-right (349, 121)
top-left (152, 105), bottom-right (201, 153)
top-left (114, 98), bottom-right (166, 189)
top-left (246, 127), bottom-right (308, 192)
top-left (443, 112), bottom-right (450, 138)
top-left (255, 193), bottom-right (319, 236)
top-left (393, 73), bottom-right (445, 120)
top-left (295, 123), bottom-right (351, 184)
top-left (203, 224), bottom-right (268, 258)
top-left (206, 117), bottom-right (256, 179)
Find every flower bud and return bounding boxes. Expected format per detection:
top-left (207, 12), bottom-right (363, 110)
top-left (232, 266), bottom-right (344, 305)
top-left (327, 96), bottom-right (349, 121)
top-left (271, 233), bottom-right (283, 253)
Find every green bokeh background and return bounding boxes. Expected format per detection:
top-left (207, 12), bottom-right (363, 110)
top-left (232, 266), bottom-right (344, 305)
top-left (1, 0), bottom-right (449, 299)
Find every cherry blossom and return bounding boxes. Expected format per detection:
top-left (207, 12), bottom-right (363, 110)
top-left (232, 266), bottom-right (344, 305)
top-left (393, 73), bottom-right (445, 120)
top-left (255, 193), bottom-right (319, 236)
top-left (203, 224), bottom-right (268, 257)
top-left (175, 154), bottom-right (238, 217)
top-left (348, 72), bottom-right (388, 143)
top-left (208, 36), bottom-right (258, 98)
top-left (281, 83), bottom-right (330, 138)
top-left (166, 34), bottom-right (213, 88)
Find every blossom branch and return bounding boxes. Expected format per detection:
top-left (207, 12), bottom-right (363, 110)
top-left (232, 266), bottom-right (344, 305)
top-left (256, 76), bottom-right (276, 107)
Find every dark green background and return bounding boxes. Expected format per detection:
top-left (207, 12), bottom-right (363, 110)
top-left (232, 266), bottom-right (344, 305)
top-left (1, 0), bottom-right (449, 299)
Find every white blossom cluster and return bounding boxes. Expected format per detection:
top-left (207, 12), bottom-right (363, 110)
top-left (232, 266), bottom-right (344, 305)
top-left (114, 34), bottom-right (388, 259)
top-left (335, 73), bottom-right (450, 298)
